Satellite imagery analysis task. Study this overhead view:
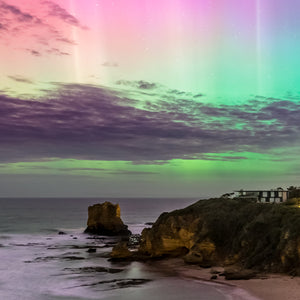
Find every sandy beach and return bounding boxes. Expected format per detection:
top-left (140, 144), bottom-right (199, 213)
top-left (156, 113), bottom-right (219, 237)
top-left (155, 259), bottom-right (300, 300)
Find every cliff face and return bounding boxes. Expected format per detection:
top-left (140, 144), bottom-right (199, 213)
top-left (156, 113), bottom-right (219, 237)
top-left (139, 199), bottom-right (300, 275)
top-left (84, 202), bottom-right (131, 236)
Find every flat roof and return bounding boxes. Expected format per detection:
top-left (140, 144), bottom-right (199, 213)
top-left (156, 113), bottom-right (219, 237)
top-left (234, 190), bottom-right (288, 192)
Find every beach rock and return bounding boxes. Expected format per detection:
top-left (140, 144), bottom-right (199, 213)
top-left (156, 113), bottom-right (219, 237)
top-left (128, 234), bottom-right (141, 247)
top-left (58, 231), bottom-right (66, 235)
top-left (139, 213), bottom-right (197, 257)
top-left (223, 267), bottom-right (257, 280)
top-left (87, 248), bottom-right (97, 253)
top-left (184, 240), bottom-right (216, 267)
top-left (110, 241), bottom-right (132, 260)
top-left (78, 278), bottom-right (151, 289)
top-left (64, 266), bottom-right (123, 274)
top-left (84, 202), bottom-right (131, 236)
top-left (210, 267), bottom-right (224, 274)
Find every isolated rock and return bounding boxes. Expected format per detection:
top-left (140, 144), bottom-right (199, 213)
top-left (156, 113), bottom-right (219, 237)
top-left (84, 202), bottom-right (131, 236)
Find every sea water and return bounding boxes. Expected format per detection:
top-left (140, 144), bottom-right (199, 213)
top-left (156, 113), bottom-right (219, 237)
top-left (0, 198), bottom-right (252, 300)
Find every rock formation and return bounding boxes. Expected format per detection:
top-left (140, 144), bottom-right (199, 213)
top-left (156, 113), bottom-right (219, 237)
top-left (84, 202), bottom-right (131, 236)
top-left (138, 198), bottom-right (300, 275)
top-left (110, 241), bottom-right (133, 260)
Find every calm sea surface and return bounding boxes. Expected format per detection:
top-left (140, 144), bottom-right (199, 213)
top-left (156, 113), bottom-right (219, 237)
top-left (0, 198), bottom-right (255, 300)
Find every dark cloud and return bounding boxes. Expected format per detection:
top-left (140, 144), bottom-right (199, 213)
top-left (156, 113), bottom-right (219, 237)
top-left (116, 80), bottom-right (159, 90)
top-left (47, 48), bottom-right (70, 56)
top-left (108, 170), bottom-right (158, 175)
top-left (0, 1), bottom-right (40, 23)
top-left (26, 49), bottom-right (41, 57)
top-left (131, 160), bottom-right (169, 165)
top-left (193, 93), bottom-right (204, 98)
top-left (58, 167), bottom-right (105, 172)
top-left (56, 37), bottom-right (77, 45)
top-left (0, 83), bottom-right (299, 163)
top-left (8, 75), bottom-right (34, 84)
top-left (192, 154), bottom-right (248, 161)
top-left (137, 81), bottom-right (158, 90)
top-left (0, 1), bottom-right (85, 56)
top-left (43, 0), bottom-right (86, 29)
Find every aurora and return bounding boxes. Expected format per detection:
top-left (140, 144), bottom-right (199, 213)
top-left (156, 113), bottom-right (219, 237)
top-left (0, 0), bottom-right (299, 197)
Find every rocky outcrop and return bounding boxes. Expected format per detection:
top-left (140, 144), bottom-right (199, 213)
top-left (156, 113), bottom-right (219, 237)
top-left (84, 202), bottom-right (131, 236)
top-left (110, 241), bottom-right (133, 260)
top-left (138, 198), bottom-right (300, 275)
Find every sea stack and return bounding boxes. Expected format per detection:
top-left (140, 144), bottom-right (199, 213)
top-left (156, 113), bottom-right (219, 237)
top-left (84, 202), bottom-right (131, 236)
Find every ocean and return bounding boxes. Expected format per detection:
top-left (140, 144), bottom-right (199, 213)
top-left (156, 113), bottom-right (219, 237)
top-left (0, 198), bottom-right (255, 300)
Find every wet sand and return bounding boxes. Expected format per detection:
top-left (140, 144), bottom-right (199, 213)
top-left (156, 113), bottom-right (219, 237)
top-left (154, 259), bottom-right (300, 300)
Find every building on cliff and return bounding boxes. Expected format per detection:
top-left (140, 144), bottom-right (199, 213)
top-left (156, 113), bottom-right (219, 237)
top-left (233, 188), bottom-right (289, 203)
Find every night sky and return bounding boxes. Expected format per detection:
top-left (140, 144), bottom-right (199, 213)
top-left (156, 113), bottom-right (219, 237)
top-left (0, 0), bottom-right (299, 197)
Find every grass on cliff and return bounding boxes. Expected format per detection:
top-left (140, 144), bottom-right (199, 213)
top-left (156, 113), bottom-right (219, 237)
top-left (162, 198), bottom-right (300, 273)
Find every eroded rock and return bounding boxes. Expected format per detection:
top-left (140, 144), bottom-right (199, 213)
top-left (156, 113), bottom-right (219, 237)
top-left (136, 198), bottom-right (300, 276)
top-left (110, 241), bottom-right (132, 260)
top-left (84, 202), bottom-right (131, 236)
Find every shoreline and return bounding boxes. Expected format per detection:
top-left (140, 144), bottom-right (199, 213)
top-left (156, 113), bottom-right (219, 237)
top-left (152, 258), bottom-right (300, 300)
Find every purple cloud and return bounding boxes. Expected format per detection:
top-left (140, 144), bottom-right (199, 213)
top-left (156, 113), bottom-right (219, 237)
top-left (0, 83), bottom-right (299, 163)
top-left (43, 1), bottom-right (87, 29)
top-left (8, 75), bottom-right (34, 84)
top-left (0, 1), bottom-right (85, 57)
top-left (0, 1), bottom-right (40, 23)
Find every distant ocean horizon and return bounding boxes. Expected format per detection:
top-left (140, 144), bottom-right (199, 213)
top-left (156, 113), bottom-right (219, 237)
top-left (0, 197), bottom-right (252, 300)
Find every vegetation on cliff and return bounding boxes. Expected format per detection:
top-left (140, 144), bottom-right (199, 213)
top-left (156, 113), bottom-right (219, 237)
top-left (139, 198), bottom-right (300, 275)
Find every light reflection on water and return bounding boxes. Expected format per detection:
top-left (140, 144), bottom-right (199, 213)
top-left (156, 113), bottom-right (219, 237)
top-left (0, 198), bottom-right (251, 300)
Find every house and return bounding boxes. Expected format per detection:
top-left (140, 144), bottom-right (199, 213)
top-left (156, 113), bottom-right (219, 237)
top-left (233, 188), bottom-right (289, 203)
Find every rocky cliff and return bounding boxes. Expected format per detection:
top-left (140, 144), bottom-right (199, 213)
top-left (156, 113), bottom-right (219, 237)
top-left (138, 198), bottom-right (300, 275)
top-left (84, 202), bottom-right (131, 236)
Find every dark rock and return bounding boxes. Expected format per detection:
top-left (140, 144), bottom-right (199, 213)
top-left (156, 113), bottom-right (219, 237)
top-left (75, 278), bottom-right (152, 289)
top-left (87, 248), bottom-right (97, 253)
top-left (73, 237), bottom-right (78, 239)
top-left (110, 241), bottom-right (132, 260)
top-left (137, 198), bottom-right (300, 276)
top-left (128, 234), bottom-right (141, 247)
top-left (62, 256), bottom-right (85, 261)
top-left (210, 275), bottom-right (218, 280)
top-left (58, 231), bottom-right (66, 235)
top-left (64, 266), bottom-right (123, 274)
top-left (224, 267), bottom-right (257, 280)
top-left (84, 202), bottom-right (131, 236)
top-left (115, 279), bottom-right (151, 288)
top-left (210, 267), bottom-right (224, 274)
